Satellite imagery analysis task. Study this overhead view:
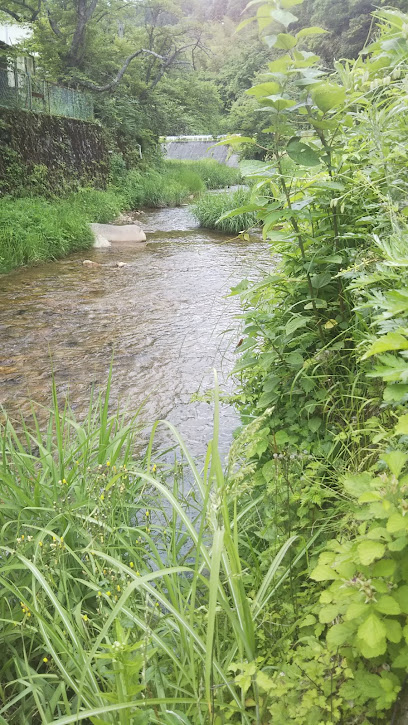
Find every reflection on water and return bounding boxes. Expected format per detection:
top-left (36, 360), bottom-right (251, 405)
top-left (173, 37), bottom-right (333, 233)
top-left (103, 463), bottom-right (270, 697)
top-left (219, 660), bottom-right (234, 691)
top-left (0, 205), bottom-right (271, 457)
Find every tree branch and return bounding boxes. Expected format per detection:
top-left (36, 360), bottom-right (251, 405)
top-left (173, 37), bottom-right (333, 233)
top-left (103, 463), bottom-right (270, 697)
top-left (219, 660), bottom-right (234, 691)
top-left (72, 48), bottom-right (165, 91)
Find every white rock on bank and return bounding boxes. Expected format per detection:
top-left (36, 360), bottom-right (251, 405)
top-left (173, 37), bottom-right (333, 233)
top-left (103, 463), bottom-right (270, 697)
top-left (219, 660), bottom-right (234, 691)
top-left (93, 234), bottom-right (111, 248)
top-left (90, 223), bottom-right (146, 244)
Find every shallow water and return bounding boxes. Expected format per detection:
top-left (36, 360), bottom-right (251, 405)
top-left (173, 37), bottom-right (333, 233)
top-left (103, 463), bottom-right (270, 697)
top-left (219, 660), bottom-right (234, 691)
top-left (0, 205), bottom-right (271, 457)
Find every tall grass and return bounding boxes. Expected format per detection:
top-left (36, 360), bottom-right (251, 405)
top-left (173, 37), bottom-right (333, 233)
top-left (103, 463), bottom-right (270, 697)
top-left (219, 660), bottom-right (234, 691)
top-left (0, 197), bottom-right (94, 273)
top-left (164, 160), bottom-right (241, 190)
top-left (193, 189), bottom-right (258, 234)
top-left (0, 377), bottom-right (301, 724)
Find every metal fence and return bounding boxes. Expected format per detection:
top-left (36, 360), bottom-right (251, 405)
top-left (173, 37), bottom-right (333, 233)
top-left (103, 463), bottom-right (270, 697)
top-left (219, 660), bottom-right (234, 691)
top-left (0, 68), bottom-right (94, 121)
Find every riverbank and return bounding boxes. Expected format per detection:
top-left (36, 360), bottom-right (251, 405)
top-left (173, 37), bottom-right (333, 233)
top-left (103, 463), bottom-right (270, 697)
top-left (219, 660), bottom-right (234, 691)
top-left (0, 160), bottom-right (241, 274)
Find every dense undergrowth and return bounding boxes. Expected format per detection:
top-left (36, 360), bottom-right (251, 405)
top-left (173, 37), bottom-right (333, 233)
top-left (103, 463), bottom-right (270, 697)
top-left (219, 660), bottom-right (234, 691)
top-left (0, 159), bottom-right (241, 274)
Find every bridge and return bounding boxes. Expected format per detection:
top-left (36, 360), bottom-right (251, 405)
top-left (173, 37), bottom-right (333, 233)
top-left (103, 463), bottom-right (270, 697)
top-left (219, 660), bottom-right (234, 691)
top-left (162, 135), bottom-right (239, 167)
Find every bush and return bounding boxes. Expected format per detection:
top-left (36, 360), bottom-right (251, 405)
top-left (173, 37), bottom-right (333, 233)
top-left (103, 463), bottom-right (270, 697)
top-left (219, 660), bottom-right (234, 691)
top-left (192, 188), bottom-right (258, 233)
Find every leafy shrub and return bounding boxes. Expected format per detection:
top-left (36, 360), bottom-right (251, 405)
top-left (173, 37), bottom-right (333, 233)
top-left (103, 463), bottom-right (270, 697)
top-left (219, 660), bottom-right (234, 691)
top-left (193, 188), bottom-right (258, 233)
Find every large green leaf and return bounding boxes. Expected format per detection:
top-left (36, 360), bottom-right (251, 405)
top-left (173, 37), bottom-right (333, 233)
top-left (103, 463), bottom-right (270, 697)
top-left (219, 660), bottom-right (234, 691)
top-left (274, 33), bottom-right (297, 50)
top-left (358, 613), bottom-right (387, 649)
top-left (363, 331), bottom-right (408, 358)
top-left (296, 26), bottom-right (328, 38)
top-left (311, 83), bottom-right (346, 112)
top-left (247, 81), bottom-right (280, 98)
top-left (357, 541), bottom-right (385, 566)
top-left (286, 137), bottom-right (320, 166)
top-left (270, 7), bottom-right (298, 27)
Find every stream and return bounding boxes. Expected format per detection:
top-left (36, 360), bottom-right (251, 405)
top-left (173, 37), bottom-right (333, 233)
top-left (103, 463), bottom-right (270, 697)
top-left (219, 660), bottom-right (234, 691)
top-left (0, 205), bottom-right (270, 458)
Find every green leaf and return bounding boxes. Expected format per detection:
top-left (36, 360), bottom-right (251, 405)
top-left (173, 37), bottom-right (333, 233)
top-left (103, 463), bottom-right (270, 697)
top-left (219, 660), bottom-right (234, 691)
top-left (311, 83), bottom-right (346, 113)
top-left (393, 646), bottom-right (408, 668)
top-left (247, 82), bottom-right (280, 98)
top-left (388, 536), bottom-right (407, 551)
top-left (296, 26), bottom-right (328, 38)
top-left (274, 33), bottom-right (297, 50)
top-left (310, 563), bottom-right (338, 581)
top-left (308, 416), bottom-right (322, 433)
top-left (372, 559), bottom-right (395, 577)
top-left (319, 603), bottom-right (341, 623)
top-left (268, 56), bottom-right (293, 73)
top-left (343, 472), bottom-right (373, 497)
top-left (382, 450), bottom-right (408, 477)
top-left (384, 618), bottom-right (402, 643)
top-left (285, 316), bottom-right (309, 335)
top-left (375, 596), bottom-right (401, 616)
top-left (395, 414), bottom-right (408, 434)
top-left (345, 602), bottom-right (368, 621)
top-left (358, 613), bottom-right (387, 649)
top-left (384, 384), bottom-right (408, 402)
top-left (363, 331), bottom-right (408, 358)
top-left (286, 137), bottom-right (320, 167)
top-left (311, 271), bottom-right (331, 288)
top-left (393, 586), bottom-right (408, 614)
top-left (270, 7), bottom-right (298, 27)
top-left (387, 513), bottom-right (408, 534)
top-left (261, 96), bottom-right (296, 110)
top-left (287, 351), bottom-right (304, 367)
top-left (280, 0), bottom-right (303, 7)
top-left (357, 541), bottom-right (385, 566)
top-left (327, 621), bottom-right (355, 648)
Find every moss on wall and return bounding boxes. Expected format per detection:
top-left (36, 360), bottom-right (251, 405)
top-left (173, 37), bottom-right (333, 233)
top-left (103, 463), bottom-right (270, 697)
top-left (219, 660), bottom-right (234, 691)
top-left (0, 108), bottom-right (109, 196)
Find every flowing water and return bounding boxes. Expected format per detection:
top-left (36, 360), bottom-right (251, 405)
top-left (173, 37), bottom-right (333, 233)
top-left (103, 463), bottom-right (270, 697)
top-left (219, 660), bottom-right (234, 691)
top-left (0, 205), bottom-right (271, 457)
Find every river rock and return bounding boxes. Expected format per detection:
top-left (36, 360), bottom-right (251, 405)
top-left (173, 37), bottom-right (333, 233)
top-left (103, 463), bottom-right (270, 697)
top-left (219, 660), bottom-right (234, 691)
top-left (115, 261), bottom-right (128, 268)
top-left (90, 223), bottom-right (146, 243)
top-left (93, 234), bottom-right (111, 249)
top-left (83, 259), bottom-right (101, 267)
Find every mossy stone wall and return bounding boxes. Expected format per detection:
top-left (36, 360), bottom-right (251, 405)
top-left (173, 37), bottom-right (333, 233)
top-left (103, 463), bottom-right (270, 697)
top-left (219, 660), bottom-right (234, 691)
top-left (0, 108), bottom-right (109, 195)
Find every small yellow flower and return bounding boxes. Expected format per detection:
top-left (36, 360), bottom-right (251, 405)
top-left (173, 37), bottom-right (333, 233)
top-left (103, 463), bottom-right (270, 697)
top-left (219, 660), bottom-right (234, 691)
top-left (82, 614), bottom-right (88, 622)
top-left (106, 461), bottom-right (110, 467)
top-left (152, 464), bottom-right (157, 473)
top-left (136, 571), bottom-right (140, 577)
top-left (100, 494), bottom-right (105, 501)
top-left (62, 479), bottom-right (67, 484)
top-left (97, 591), bottom-right (102, 597)
top-left (21, 534), bottom-right (25, 540)
top-left (106, 591), bottom-right (111, 597)
top-left (43, 657), bottom-right (49, 663)
top-left (129, 561), bottom-right (134, 568)
top-left (60, 537), bottom-right (64, 543)
top-left (145, 510), bottom-right (150, 517)
top-left (116, 585), bottom-right (121, 592)
top-left (39, 541), bottom-right (43, 547)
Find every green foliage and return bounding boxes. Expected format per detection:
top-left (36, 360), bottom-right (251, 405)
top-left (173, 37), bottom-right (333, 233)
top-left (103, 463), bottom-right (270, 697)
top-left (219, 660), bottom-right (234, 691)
top-left (193, 189), bottom-right (258, 233)
top-left (165, 159), bottom-right (242, 190)
top-left (0, 197), bottom-right (93, 273)
top-left (0, 380), bottom-right (298, 724)
top-left (219, 1), bottom-right (408, 722)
